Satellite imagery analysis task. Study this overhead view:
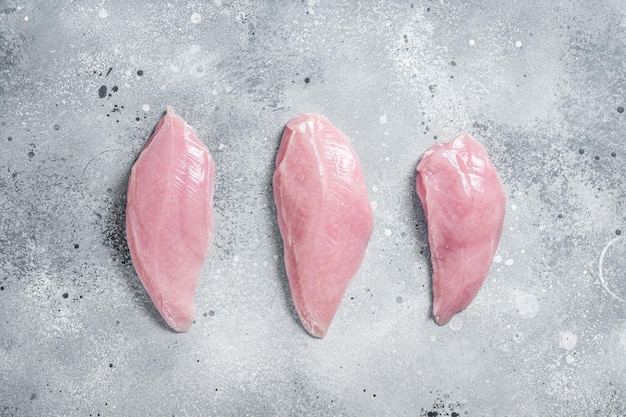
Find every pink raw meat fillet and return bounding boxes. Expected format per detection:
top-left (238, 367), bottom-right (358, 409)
top-left (416, 133), bottom-right (506, 325)
top-left (126, 107), bottom-right (215, 332)
top-left (273, 113), bottom-right (374, 338)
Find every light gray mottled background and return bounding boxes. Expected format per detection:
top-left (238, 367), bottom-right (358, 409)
top-left (1, 1), bottom-right (625, 416)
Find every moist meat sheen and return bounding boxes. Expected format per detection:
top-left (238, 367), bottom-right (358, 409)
top-left (126, 107), bottom-right (215, 332)
top-left (273, 113), bottom-right (374, 338)
top-left (416, 133), bottom-right (506, 325)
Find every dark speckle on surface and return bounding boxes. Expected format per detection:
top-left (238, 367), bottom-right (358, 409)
top-left (7, 136), bottom-right (12, 141)
top-left (616, 229), bottom-right (622, 236)
top-left (618, 106), bottom-right (624, 113)
top-left (62, 292), bottom-right (68, 298)
top-left (136, 70), bottom-right (144, 76)
top-left (27, 151), bottom-right (34, 158)
top-left (579, 148), bottom-right (585, 154)
top-left (98, 85), bottom-right (107, 98)
top-left (421, 394), bottom-right (464, 417)
top-left (304, 77), bottom-right (310, 83)
top-left (594, 155), bottom-right (600, 160)
top-left (53, 124), bottom-right (60, 130)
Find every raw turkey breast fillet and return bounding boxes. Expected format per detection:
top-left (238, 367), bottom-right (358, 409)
top-left (273, 113), bottom-right (374, 338)
top-left (416, 133), bottom-right (506, 325)
top-left (126, 107), bottom-right (215, 332)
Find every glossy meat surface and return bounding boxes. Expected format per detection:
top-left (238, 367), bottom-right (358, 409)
top-left (416, 134), bottom-right (506, 325)
top-left (273, 113), bottom-right (374, 338)
top-left (126, 107), bottom-right (215, 332)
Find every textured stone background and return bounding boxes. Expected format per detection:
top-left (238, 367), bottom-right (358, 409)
top-left (0, 1), bottom-right (625, 416)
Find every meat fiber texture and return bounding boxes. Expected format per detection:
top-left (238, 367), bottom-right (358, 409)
top-left (126, 107), bottom-right (215, 332)
top-left (273, 113), bottom-right (374, 338)
top-left (416, 134), bottom-right (506, 325)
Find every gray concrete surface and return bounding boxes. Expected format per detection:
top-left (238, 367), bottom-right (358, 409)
top-left (1, 0), bottom-right (625, 416)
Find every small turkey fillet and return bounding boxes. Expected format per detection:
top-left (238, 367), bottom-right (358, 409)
top-left (416, 134), bottom-right (506, 325)
top-left (273, 113), bottom-right (374, 338)
top-left (126, 107), bottom-right (215, 332)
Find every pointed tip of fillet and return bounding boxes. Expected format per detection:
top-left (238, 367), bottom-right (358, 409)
top-left (166, 106), bottom-right (176, 116)
top-left (302, 321), bottom-right (328, 339)
top-left (433, 313), bottom-right (452, 326)
top-left (157, 293), bottom-right (196, 333)
top-left (169, 321), bottom-right (192, 333)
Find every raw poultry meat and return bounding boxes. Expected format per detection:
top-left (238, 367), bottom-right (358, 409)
top-left (415, 134), bottom-right (506, 325)
top-left (273, 113), bottom-right (374, 338)
top-left (126, 107), bottom-right (215, 332)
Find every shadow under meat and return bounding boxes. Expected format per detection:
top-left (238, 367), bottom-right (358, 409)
top-left (410, 165), bottom-right (435, 321)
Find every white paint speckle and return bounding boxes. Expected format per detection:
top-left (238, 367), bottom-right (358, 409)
top-left (98, 8), bottom-right (109, 19)
top-left (494, 255), bottom-right (502, 263)
top-left (379, 114), bottom-right (388, 124)
top-left (233, 255), bottom-right (240, 263)
top-left (565, 354), bottom-right (575, 364)
top-left (504, 259), bottom-right (514, 266)
top-left (515, 40), bottom-right (522, 48)
top-left (24, 16), bottom-right (29, 21)
top-left (370, 201), bottom-right (378, 210)
top-left (511, 204), bottom-right (517, 210)
top-left (218, 143), bottom-right (225, 150)
top-left (515, 293), bottom-right (539, 318)
top-left (448, 316), bottom-right (463, 331)
top-left (384, 229), bottom-right (392, 237)
top-left (430, 335), bottom-right (436, 342)
top-left (521, 249), bottom-right (525, 254)
top-left (191, 12), bottom-right (202, 24)
top-left (559, 331), bottom-right (577, 350)
top-left (469, 39), bottom-right (475, 46)
top-left (142, 104), bottom-right (150, 112)
top-left (384, 156), bottom-right (390, 162)
top-left (372, 185), bottom-right (379, 192)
